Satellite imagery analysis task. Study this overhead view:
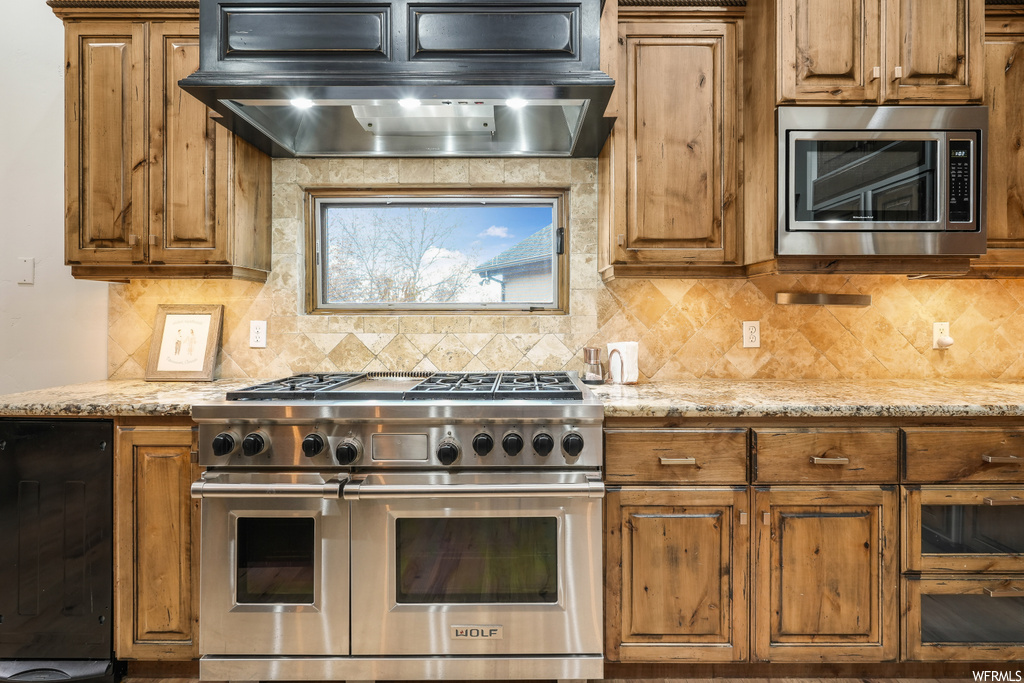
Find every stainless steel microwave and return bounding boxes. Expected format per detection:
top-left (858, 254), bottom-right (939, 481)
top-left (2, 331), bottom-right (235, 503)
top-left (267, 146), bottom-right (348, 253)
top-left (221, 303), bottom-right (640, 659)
top-left (778, 106), bottom-right (987, 257)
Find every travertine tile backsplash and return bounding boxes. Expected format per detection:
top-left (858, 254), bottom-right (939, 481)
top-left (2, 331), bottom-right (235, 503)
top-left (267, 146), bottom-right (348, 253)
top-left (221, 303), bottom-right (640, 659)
top-left (108, 158), bottom-right (1024, 381)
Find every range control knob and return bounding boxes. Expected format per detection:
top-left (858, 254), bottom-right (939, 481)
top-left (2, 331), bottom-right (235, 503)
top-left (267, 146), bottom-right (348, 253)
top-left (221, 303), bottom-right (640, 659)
top-left (502, 432), bottom-right (524, 457)
top-left (301, 434), bottom-right (325, 458)
top-left (211, 432), bottom-right (235, 457)
top-left (533, 433), bottom-right (555, 457)
top-left (472, 433), bottom-right (494, 457)
top-left (241, 432), bottom-right (266, 457)
top-left (437, 440), bottom-right (461, 466)
top-left (335, 439), bottom-right (361, 466)
top-left (562, 432), bottom-right (585, 459)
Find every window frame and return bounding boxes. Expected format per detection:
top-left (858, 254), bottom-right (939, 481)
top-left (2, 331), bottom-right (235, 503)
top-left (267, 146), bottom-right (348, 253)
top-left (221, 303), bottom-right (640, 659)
top-left (304, 187), bottom-right (571, 315)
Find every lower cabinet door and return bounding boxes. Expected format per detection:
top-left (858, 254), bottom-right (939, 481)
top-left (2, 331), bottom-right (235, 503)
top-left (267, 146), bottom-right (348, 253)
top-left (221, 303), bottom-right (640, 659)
top-left (752, 486), bottom-right (898, 662)
top-left (605, 487), bottom-right (749, 662)
top-left (904, 575), bottom-right (1024, 661)
top-left (114, 422), bottom-right (199, 660)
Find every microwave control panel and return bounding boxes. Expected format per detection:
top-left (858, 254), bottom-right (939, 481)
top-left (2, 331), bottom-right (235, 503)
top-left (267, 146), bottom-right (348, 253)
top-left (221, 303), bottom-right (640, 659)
top-left (948, 139), bottom-right (973, 223)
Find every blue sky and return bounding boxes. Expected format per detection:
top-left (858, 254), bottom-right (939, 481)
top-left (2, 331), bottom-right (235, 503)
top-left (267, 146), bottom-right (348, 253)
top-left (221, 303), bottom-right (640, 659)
top-left (444, 204), bottom-right (555, 264)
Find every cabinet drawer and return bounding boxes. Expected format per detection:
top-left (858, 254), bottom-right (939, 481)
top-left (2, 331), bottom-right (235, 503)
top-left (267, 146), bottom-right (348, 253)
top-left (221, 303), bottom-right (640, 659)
top-left (604, 429), bottom-right (747, 484)
top-left (903, 428), bottom-right (1024, 483)
top-left (752, 428), bottom-right (898, 483)
top-left (903, 575), bottom-right (1024, 662)
top-left (903, 485), bottom-right (1024, 573)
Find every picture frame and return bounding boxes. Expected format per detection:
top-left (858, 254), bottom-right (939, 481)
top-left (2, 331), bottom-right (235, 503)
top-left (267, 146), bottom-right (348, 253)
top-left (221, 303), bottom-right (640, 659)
top-left (145, 304), bottom-right (224, 381)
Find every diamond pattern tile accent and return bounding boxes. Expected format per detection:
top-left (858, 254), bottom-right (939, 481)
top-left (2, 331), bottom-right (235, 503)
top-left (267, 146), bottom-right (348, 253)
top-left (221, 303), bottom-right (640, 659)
top-left (106, 159), bottom-right (1024, 382)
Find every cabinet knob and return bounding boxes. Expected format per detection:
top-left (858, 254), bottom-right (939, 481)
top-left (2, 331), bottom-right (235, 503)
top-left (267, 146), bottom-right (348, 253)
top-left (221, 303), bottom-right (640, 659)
top-left (894, 65), bottom-right (903, 79)
top-left (762, 512), bottom-right (771, 526)
top-left (871, 66), bottom-right (881, 81)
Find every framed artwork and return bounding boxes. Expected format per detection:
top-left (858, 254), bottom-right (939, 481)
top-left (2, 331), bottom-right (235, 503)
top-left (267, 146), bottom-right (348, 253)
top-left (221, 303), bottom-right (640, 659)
top-left (145, 304), bottom-right (224, 381)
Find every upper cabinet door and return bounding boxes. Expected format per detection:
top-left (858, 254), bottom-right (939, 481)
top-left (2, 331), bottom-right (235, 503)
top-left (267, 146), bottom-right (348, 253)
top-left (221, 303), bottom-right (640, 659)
top-left (65, 21), bottom-right (147, 265)
top-left (780, 0), bottom-right (882, 103)
top-left (148, 21), bottom-right (228, 265)
top-left (883, 0), bottom-right (983, 102)
top-left (619, 22), bottom-right (739, 265)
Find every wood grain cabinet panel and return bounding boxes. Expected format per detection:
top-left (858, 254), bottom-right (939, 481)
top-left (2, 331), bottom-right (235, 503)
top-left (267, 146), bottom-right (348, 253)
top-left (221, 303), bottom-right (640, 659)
top-left (903, 427), bottom-right (1024, 483)
top-left (606, 487), bottom-right (749, 662)
top-left (780, 0), bottom-right (881, 102)
top-left (884, 0), bottom-right (983, 102)
top-left (605, 428), bottom-right (747, 484)
top-left (64, 22), bottom-right (146, 265)
top-left (903, 575), bottom-right (1024, 661)
top-left (903, 485), bottom-right (1024, 573)
top-left (55, 8), bottom-right (271, 282)
top-left (114, 423), bottom-right (199, 661)
top-left (752, 486), bottom-right (898, 662)
top-left (753, 428), bottom-right (898, 483)
top-left (775, 0), bottom-right (982, 103)
top-left (969, 13), bottom-right (1024, 275)
top-left (599, 18), bottom-right (744, 279)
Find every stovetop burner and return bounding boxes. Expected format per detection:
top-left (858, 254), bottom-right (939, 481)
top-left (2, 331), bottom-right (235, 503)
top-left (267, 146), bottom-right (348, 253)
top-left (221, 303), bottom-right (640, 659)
top-left (226, 371), bottom-right (585, 401)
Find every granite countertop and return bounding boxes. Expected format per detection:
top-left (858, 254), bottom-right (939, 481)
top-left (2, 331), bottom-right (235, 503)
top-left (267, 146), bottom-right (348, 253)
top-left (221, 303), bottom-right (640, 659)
top-left (590, 379), bottom-right (1024, 418)
top-left (3, 378), bottom-right (1024, 419)
top-left (0, 379), bottom-right (262, 417)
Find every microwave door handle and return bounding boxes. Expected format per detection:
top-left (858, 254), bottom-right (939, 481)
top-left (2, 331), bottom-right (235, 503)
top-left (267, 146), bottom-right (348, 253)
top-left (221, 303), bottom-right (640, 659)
top-left (343, 478), bottom-right (605, 501)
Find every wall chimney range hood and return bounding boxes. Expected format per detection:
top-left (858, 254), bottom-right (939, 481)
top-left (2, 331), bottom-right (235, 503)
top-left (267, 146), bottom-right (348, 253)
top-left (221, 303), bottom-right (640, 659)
top-left (179, 0), bottom-right (615, 157)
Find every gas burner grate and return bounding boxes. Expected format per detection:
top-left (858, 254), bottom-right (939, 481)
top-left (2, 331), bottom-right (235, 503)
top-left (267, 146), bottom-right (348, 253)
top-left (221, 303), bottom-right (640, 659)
top-left (403, 372), bottom-right (501, 400)
top-left (493, 372), bottom-right (583, 400)
top-left (404, 372), bottom-right (582, 401)
top-left (226, 373), bottom-right (367, 400)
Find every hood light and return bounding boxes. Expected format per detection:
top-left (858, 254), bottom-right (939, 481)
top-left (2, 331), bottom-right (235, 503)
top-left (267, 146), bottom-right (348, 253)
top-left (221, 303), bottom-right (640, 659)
top-left (398, 98), bottom-right (422, 109)
top-left (505, 98), bottom-right (528, 109)
top-left (290, 98), bottom-right (315, 109)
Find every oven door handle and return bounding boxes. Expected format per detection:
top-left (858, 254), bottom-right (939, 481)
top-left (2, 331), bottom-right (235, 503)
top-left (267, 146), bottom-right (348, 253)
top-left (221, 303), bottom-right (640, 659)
top-left (343, 478), bottom-right (605, 500)
top-left (190, 477), bottom-right (346, 499)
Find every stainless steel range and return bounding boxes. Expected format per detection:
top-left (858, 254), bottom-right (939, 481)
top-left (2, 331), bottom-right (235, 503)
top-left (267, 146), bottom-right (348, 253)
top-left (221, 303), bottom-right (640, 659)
top-left (190, 371), bottom-right (604, 682)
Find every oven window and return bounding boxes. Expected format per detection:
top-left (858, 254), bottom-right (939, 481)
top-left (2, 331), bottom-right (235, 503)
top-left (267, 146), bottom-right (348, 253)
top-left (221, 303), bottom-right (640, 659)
top-left (236, 517), bottom-right (315, 604)
top-left (395, 517), bottom-right (557, 603)
top-left (792, 139), bottom-right (937, 223)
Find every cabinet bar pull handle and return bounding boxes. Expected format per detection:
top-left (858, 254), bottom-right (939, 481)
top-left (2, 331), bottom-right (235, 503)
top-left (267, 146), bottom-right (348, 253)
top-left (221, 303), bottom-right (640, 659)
top-left (894, 65), bottom-right (903, 79)
top-left (811, 456), bottom-right (850, 465)
top-left (739, 512), bottom-right (748, 526)
top-left (872, 66), bottom-right (881, 80)
top-left (984, 496), bottom-right (1024, 506)
top-left (985, 587), bottom-right (1024, 598)
top-left (982, 454), bottom-right (1022, 464)
top-left (659, 457), bottom-right (696, 466)
top-left (762, 512), bottom-right (770, 526)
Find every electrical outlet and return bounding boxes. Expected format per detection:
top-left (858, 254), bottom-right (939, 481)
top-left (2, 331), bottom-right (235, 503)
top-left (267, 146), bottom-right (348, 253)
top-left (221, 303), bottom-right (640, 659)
top-left (933, 322), bottom-right (952, 349)
top-left (742, 321), bottom-right (760, 348)
top-left (250, 320), bottom-right (267, 348)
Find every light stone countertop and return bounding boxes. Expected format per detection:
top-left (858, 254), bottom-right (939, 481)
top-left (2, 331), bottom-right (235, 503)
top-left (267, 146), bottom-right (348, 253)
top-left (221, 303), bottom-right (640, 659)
top-left (3, 378), bottom-right (1024, 419)
top-left (590, 379), bottom-right (1024, 418)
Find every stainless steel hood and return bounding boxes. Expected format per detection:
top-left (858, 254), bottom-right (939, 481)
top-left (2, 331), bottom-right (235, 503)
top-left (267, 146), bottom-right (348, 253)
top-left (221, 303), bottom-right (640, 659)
top-left (179, 0), bottom-right (616, 157)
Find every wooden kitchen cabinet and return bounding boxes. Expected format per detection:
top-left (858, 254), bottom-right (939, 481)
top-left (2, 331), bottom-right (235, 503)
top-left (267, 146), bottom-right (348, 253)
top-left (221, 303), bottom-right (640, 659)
top-left (605, 486), bottom-right (750, 662)
top-left (598, 11), bottom-right (746, 280)
top-left (968, 9), bottom-right (1024, 276)
top-left (752, 486), bottom-right (898, 662)
top-left (54, 4), bottom-right (271, 282)
top-left (114, 419), bottom-right (199, 660)
top-left (776, 0), bottom-right (983, 104)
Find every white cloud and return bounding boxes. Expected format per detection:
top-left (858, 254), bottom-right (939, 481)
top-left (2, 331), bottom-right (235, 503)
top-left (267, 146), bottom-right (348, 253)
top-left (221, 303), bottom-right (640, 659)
top-left (477, 225), bottom-right (510, 239)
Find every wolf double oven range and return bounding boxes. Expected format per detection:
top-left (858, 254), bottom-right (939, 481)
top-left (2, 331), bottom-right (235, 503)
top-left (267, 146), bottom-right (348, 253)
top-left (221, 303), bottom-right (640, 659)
top-left (190, 371), bottom-right (604, 682)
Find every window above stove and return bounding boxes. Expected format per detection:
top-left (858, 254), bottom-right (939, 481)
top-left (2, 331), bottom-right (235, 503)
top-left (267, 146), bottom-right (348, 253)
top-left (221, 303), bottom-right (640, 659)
top-left (305, 188), bottom-right (569, 313)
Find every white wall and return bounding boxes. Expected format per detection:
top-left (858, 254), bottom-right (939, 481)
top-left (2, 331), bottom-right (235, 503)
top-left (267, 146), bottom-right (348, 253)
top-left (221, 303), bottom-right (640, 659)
top-left (0, 0), bottom-right (107, 393)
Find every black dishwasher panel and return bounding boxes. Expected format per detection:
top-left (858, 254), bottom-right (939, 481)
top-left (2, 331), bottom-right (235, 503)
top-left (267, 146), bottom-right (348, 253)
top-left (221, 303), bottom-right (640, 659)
top-left (0, 419), bottom-right (113, 660)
